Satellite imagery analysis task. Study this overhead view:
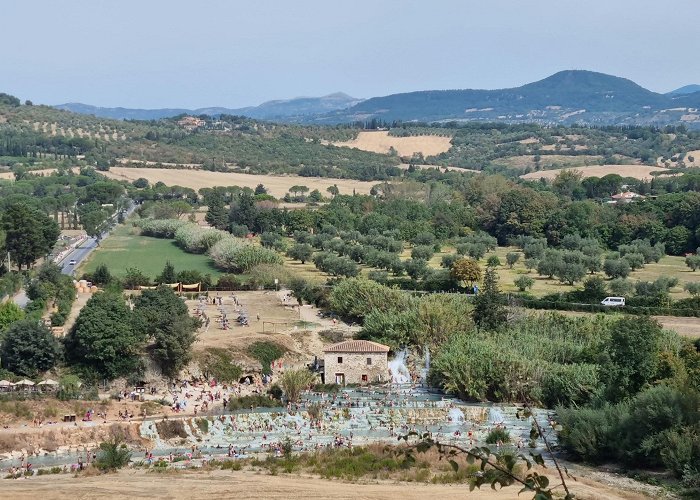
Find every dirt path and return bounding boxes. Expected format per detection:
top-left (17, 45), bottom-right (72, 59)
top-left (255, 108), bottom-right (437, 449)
top-left (1, 467), bottom-right (652, 500)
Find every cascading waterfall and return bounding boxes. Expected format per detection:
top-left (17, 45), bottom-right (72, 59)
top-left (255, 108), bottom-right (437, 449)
top-left (448, 407), bottom-right (465, 423)
top-left (388, 349), bottom-right (411, 384)
top-left (420, 346), bottom-right (431, 383)
top-left (488, 407), bottom-right (505, 424)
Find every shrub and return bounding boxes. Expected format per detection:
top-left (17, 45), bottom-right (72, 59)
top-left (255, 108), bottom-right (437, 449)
top-left (209, 239), bottom-right (283, 273)
top-left (684, 282), bottom-right (700, 296)
top-left (486, 255), bottom-right (501, 267)
top-left (330, 278), bottom-right (409, 322)
top-left (485, 427), bottom-right (510, 444)
top-left (279, 368), bottom-right (316, 402)
top-left (248, 341), bottom-right (287, 375)
top-left (94, 436), bottom-right (132, 471)
top-left (137, 218), bottom-right (188, 238)
top-left (608, 278), bottom-right (634, 296)
top-left (505, 252), bottom-right (520, 268)
top-left (197, 348), bottom-right (242, 382)
top-left (175, 224), bottom-right (229, 253)
top-left (514, 275), bottom-right (534, 292)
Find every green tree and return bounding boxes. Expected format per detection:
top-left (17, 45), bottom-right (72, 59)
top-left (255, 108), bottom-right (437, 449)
top-left (505, 252), bottom-right (520, 269)
top-left (601, 317), bottom-right (661, 402)
top-left (326, 184), bottom-right (339, 198)
top-left (91, 264), bottom-right (112, 286)
top-left (287, 243), bottom-right (313, 264)
top-left (683, 282), bottom-right (700, 296)
top-left (685, 254), bottom-right (700, 272)
top-left (1, 319), bottom-right (61, 377)
top-left (133, 286), bottom-right (199, 378)
top-left (555, 262), bottom-right (587, 285)
top-left (254, 184), bottom-right (268, 195)
top-left (451, 258), bottom-right (481, 287)
top-left (486, 255), bottom-right (501, 268)
top-left (279, 368), bottom-right (316, 402)
top-left (308, 189), bottom-right (323, 202)
top-left (0, 302), bottom-right (24, 332)
top-left (514, 275), bottom-right (534, 292)
top-left (64, 292), bottom-right (145, 379)
top-left (411, 245), bottom-right (434, 261)
top-left (122, 267), bottom-right (150, 289)
top-left (608, 278), bottom-right (634, 296)
top-left (1, 203), bottom-right (60, 269)
top-left (205, 194), bottom-right (229, 230)
top-left (472, 267), bottom-right (507, 331)
top-left (156, 261), bottom-right (177, 284)
top-left (604, 258), bottom-right (631, 279)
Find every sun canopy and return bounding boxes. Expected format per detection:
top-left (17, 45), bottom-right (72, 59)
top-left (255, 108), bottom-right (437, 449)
top-left (15, 379), bottom-right (35, 386)
top-left (38, 379), bottom-right (59, 386)
top-left (0, 380), bottom-right (13, 387)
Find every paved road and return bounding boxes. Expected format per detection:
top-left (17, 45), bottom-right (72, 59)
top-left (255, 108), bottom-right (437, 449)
top-left (57, 202), bottom-right (137, 276)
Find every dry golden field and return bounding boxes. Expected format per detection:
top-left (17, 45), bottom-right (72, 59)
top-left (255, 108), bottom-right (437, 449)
top-left (520, 164), bottom-right (671, 181)
top-left (1, 466), bottom-right (652, 500)
top-left (333, 130), bottom-right (452, 157)
top-left (101, 167), bottom-right (378, 197)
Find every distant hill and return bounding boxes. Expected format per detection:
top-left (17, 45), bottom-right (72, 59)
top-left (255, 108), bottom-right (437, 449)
top-left (668, 84), bottom-right (700, 95)
top-left (54, 71), bottom-right (700, 127)
top-left (55, 92), bottom-right (362, 121)
top-left (317, 70), bottom-right (700, 126)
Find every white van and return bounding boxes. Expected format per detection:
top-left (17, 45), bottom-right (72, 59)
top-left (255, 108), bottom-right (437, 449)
top-left (601, 297), bottom-right (625, 307)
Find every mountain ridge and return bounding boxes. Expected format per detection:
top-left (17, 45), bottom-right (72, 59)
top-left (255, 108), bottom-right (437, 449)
top-left (54, 71), bottom-right (700, 127)
top-left (55, 92), bottom-right (363, 121)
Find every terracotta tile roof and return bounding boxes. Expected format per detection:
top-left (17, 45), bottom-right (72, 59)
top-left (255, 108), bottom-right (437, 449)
top-left (323, 340), bottom-right (390, 353)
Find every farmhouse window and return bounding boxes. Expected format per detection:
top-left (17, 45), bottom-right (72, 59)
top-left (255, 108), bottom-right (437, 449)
top-left (337, 356), bottom-right (343, 363)
top-left (366, 357), bottom-right (372, 365)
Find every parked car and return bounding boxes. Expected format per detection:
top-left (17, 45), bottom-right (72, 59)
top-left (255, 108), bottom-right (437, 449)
top-left (68, 259), bottom-right (77, 266)
top-left (601, 296), bottom-right (625, 307)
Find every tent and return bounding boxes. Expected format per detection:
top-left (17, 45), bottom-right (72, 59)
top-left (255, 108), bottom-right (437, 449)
top-left (15, 379), bottom-right (35, 389)
top-left (0, 380), bottom-right (13, 391)
top-left (38, 379), bottom-right (59, 391)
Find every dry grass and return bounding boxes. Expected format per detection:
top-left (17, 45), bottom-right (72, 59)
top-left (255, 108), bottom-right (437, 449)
top-left (0, 461), bottom-right (654, 500)
top-left (520, 164), bottom-right (672, 181)
top-left (497, 154), bottom-right (603, 170)
top-left (101, 167), bottom-right (377, 198)
top-left (333, 131), bottom-right (452, 157)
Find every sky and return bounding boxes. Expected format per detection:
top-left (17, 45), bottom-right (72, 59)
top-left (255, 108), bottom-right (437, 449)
top-left (2, 0), bottom-right (699, 109)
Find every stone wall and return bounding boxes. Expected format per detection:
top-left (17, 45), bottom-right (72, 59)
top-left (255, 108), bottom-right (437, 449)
top-left (324, 351), bottom-right (388, 385)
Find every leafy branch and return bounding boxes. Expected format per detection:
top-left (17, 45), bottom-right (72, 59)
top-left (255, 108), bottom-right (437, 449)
top-left (397, 405), bottom-right (575, 500)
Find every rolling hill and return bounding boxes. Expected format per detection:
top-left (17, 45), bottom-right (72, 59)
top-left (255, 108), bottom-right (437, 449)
top-left (668, 84), bottom-right (700, 96)
top-left (55, 71), bottom-right (700, 127)
top-left (56, 92), bottom-right (362, 121)
top-left (317, 70), bottom-right (700, 126)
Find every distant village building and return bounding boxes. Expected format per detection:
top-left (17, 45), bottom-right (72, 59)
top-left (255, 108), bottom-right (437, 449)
top-left (610, 191), bottom-right (645, 204)
top-left (323, 340), bottom-right (389, 385)
top-left (177, 116), bottom-right (206, 131)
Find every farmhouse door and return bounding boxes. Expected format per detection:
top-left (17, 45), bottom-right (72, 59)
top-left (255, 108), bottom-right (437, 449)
top-left (335, 373), bottom-right (345, 385)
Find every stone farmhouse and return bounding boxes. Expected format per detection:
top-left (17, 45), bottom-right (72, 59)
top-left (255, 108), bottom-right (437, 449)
top-left (323, 340), bottom-right (390, 385)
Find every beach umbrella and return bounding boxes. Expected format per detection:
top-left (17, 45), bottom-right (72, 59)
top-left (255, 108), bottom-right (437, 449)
top-left (38, 379), bottom-right (59, 386)
top-left (15, 379), bottom-right (35, 386)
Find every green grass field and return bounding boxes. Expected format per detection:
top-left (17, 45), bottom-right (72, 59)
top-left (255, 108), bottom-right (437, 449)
top-left (80, 223), bottom-right (222, 280)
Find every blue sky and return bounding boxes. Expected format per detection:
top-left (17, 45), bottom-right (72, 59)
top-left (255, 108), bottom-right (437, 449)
top-left (2, 0), bottom-right (699, 108)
